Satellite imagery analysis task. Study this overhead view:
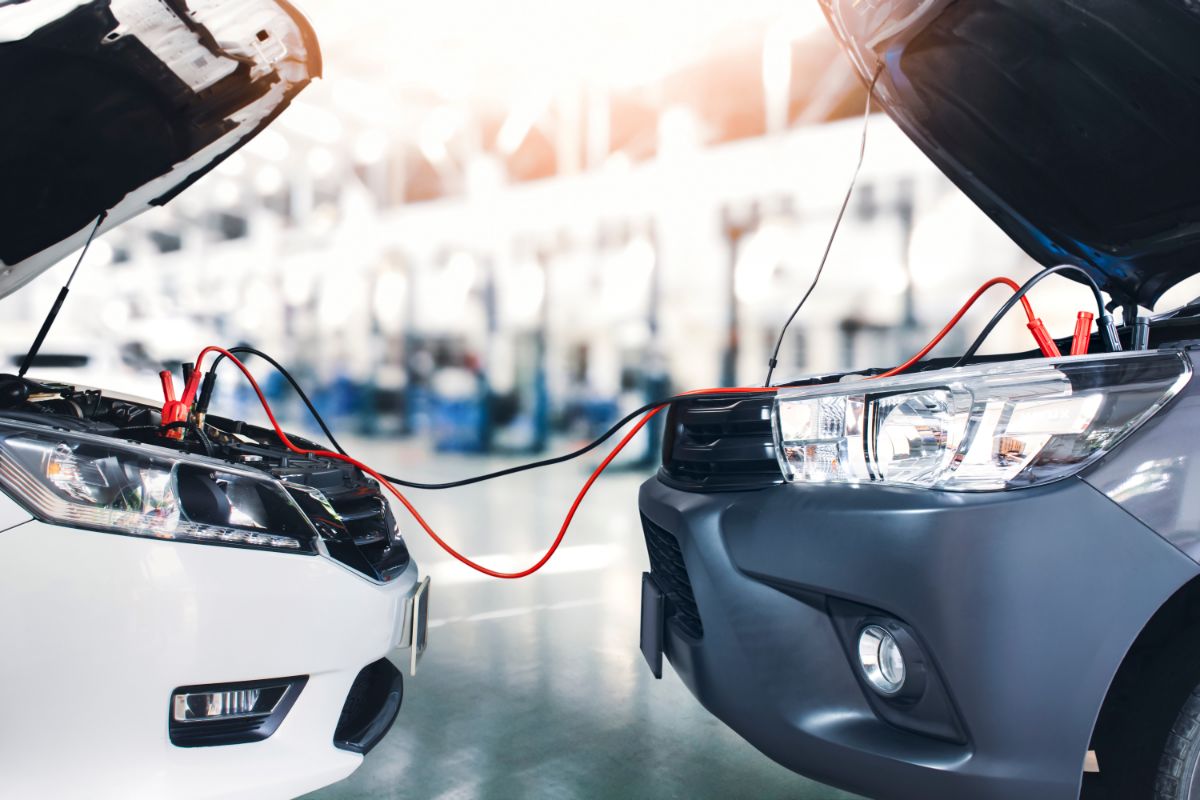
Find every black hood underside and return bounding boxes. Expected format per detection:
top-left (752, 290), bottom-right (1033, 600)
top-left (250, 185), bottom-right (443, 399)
top-left (825, 0), bottom-right (1200, 309)
top-left (0, 0), bottom-right (320, 298)
top-left (0, 2), bottom-right (258, 265)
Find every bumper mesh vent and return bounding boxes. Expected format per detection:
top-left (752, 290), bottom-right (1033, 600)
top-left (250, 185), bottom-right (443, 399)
top-left (641, 514), bottom-right (703, 639)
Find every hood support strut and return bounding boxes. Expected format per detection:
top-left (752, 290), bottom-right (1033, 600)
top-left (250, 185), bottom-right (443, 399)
top-left (17, 213), bottom-right (107, 378)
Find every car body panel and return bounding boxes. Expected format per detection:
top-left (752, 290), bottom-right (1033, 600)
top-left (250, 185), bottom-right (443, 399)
top-left (0, 518), bottom-right (418, 799)
top-left (1083, 347), bottom-right (1200, 563)
top-left (0, 486), bottom-right (31, 532)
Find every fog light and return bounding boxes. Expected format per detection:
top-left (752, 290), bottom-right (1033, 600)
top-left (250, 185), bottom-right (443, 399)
top-left (858, 624), bottom-right (905, 695)
top-left (169, 676), bottom-right (307, 747)
top-left (173, 688), bottom-right (269, 722)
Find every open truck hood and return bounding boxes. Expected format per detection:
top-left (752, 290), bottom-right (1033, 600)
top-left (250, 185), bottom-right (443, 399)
top-left (0, 0), bottom-right (320, 299)
top-left (821, 0), bottom-right (1200, 309)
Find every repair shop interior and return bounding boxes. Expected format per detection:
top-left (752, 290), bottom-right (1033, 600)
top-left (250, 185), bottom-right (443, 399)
top-left (4, 1), bottom-right (1200, 799)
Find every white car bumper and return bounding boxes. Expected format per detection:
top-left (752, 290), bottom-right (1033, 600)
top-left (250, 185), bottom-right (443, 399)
top-left (0, 499), bottom-right (422, 800)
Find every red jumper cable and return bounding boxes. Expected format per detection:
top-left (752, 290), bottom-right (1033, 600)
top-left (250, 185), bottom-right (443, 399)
top-left (158, 364), bottom-right (205, 439)
top-left (875, 276), bottom-right (1054, 379)
top-left (189, 346), bottom-right (773, 579)
top-left (177, 275), bottom-right (1061, 579)
top-left (1071, 311), bottom-right (1095, 356)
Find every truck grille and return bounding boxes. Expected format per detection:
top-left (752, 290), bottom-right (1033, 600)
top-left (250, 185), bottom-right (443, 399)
top-left (659, 393), bottom-right (782, 492)
top-left (641, 514), bottom-right (703, 639)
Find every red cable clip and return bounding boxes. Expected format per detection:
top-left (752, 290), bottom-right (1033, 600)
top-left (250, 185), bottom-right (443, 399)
top-left (159, 370), bottom-right (188, 439)
top-left (1027, 319), bottom-right (1061, 358)
top-left (181, 368), bottom-right (203, 408)
top-left (1071, 311), bottom-right (1094, 356)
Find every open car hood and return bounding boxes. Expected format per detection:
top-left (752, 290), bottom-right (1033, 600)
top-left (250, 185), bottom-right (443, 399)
top-left (0, 0), bottom-right (320, 299)
top-left (821, 0), bottom-right (1200, 309)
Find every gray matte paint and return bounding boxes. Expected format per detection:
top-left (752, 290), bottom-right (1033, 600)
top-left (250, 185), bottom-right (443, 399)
top-left (1083, 349), bottom-right (1200, 562)
top-left (639, 475), bottom-right (1199, 800)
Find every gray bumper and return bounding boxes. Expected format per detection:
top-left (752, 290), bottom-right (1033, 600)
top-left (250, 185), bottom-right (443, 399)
top-left (638, 476), bottom-right (1199, 800)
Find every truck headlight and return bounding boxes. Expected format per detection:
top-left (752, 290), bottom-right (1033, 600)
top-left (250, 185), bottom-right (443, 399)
top-left (773, 351), bottom-right (1191, 491)
top-left (0, 419), bottom-right (316, 552)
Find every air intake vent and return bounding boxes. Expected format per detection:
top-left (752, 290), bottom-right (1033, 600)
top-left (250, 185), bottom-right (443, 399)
top-left (334, 658), bottom-right (404, 755)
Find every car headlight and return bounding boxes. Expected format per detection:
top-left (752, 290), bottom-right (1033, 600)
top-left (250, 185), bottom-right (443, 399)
top-left (0, 419), bottom-right (316, 552)
top-left (773, 351), bottom-right (1191, 491)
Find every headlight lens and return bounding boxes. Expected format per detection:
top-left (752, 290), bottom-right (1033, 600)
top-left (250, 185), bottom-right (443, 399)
top-left (774, 351), bottom-right (1191, 491)
top-left (0, 420), bottom-right (316, 552)
top-left (872, 389), bottom-right (961, 485)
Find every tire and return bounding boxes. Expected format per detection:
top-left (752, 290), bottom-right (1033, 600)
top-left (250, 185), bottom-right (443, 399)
top-left (1085, 631), bottom-right (1200, 800)
top-left (1156, 684), bottom-right (1200, 800)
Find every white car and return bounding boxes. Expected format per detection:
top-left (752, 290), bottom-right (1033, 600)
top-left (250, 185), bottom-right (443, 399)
top-left (0, 2), bottom-right (428, 798)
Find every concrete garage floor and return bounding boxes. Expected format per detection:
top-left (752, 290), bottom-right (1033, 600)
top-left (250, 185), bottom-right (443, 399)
top-left (303, 438), bottom-right (860, 800)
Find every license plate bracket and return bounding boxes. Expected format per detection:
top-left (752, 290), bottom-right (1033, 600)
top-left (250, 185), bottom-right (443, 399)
top-left (407, 576), bottom-right (430, 676)
top-left (640, 572), bottom-right (665, 679)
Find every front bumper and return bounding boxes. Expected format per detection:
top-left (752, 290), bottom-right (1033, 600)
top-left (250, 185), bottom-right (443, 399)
top-left (639, 476), bottom-right (1199, 800)
top-left (0, 513), bottom-right (422, 800)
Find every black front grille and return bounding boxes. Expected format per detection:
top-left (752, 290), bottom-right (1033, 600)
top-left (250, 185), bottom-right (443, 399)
top-left (286, 479), bottom-right (411, 582)
top-left (659, 393), bottom-right (782, 492)
top-left (325, 487), bottom-right (411, 581)
top-left (641, 515), bottom-right (703, 639)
